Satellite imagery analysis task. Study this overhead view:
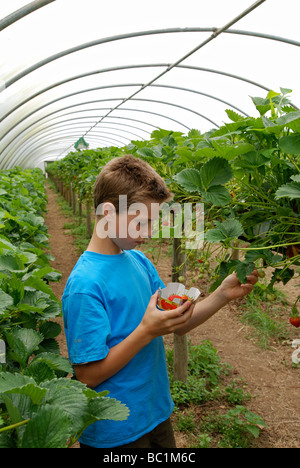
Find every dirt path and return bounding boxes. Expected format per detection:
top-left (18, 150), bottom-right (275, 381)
top-left (44, 181), bottom-right (300, 448)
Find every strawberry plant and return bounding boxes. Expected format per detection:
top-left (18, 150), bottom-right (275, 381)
top-left (289, 299), bottom-right (300, 328)
top-left (165, 90), bottom-right (299, 297)
top-left (0, 168), bottom-right (129, 447)
top-left (0, 371), bottom-right (128, 448)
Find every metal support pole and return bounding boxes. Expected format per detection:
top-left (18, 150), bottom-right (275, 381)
top-left (0, 0), bottom-right (55, 31)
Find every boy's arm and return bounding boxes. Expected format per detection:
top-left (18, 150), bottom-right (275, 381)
top-left (74, 271), bottom-right (258, 388)
top-left (74, 292), bottom-right (193, 388)
top-left (74, 325), bottom-right (151, 389)
top-left (175, 270), bottom-right (259, 336)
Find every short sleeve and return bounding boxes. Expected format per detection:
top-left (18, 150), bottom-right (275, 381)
top-left (62, 292), bottom-right (111, 365)
top-left (148, 261), bottom-right (165, 292)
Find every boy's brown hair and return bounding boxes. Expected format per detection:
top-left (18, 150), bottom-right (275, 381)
top-left (94, 154), bottom-right (173, 212)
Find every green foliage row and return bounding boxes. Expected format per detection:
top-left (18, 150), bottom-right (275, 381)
top-left (0, 168), bottom-right (128, 448)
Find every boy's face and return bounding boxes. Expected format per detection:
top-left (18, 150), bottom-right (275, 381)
top-left (116, 199), bottom-right (160, 250)
top-left (96, 199), bottom-right (161, 251)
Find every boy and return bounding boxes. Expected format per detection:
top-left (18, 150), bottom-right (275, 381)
top-left (62, 155), bottom-right (258, 448)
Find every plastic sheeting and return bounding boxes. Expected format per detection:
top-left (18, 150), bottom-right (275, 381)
top-left (0, 0), bottom-right (299, 169)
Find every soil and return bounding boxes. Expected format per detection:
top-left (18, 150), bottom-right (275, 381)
top-left (44, 181), bottom-right (300, 449)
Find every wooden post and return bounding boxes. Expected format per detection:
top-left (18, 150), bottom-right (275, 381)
top-left (172, 236), bottom-right (188, 383)
top-left (68, 186), bottom-right (72, 207)
top-left (86, 201), bottom-right (92, 237)
top-left (72, 190), bottom-right (76, 215)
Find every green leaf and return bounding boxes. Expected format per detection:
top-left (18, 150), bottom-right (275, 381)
top-left (206, 219), bottom-right (244, 244)
top-left (0, 373), bottom-right (35, 393)
top-left (44, 270), bottom-right (62, 282)
top-left (211, 141), bottom-right (254, 160)
top-left (29, 352), bottom-right (73, 375)
top-left (136, 147), bottom-right (154, 158)
top-left (38, 301), bottom-right (62, 320)
top-left (173, 168), bottom-right (202, 192)
top-left (205, 228), bottom-right (226, 243)
top-left (44, 385), bottom-right (89, 434)
top-left (21, 405), bottom-right (71, 448)
top-left (1, 394), bottom-right (24, 430)
top-left (250, 96), bottom-right (271, 116)
top-left (275, 181), bottom-right (300, 200)
top-left (245, 249), bottom-right (281, 266)
top-left (0, 236), bottom-right (16, 251)
top-left (24, 360), bottom-right (56, 384)
top-left (235, 261), bottom-right (255, 284)
top-left (2, 276), bottom-right (24, 305)
top-left (19, 213), bottom-right (44, 228)
top-left (174, 147), bottom-right (194, 163)
top-left (22, 266), bottom-right (53, 281)
top-left (0, 252), bottom-right (25, 272)
top-left (22, 276), bottom-right (58, 301)
top-left (2, 383), bottom-right (47, 405)
top-left (5, 329), bottom-right (43, 367)
top-left (267, 90), bottom-right (280, 100)
top-left (246, 425), bottom-right (260, 438)
top-left (39, 321), bottom-right (61, 339)
top-left (280, 87), bottom-right (292, 95)
top-left (225, 109), bottom-right (245, 122)
top-left (234, 151), bottom-right (269, 170)
top-left (270, 268), bottom-right (295, 286)
top-left (201, 185), bottom-right (232, 206)
top-left (0, 289), bottom-right (14, 313)
top-left (36, 337), bottom-right (60, 355)
top-left (85, 395), bottom-right (130, 425)
top-left (277, 110), bottom-right (300, 126)
top-left (151, 129), bottom-right (175, 140)
top-left (16, 328), bottom-right (44, 357)
top-left (200, 157), bottom-right (233, 190)
top-left (279, 134), bottom-right (300, 154)
top-left (194, 147), bottom-right (216, 158)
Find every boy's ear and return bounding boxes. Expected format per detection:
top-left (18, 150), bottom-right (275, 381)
top-left (102, 202), bottom-right (117, 220)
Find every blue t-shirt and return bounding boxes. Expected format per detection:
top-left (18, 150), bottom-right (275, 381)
top-left (62, 249), bottom-right (174, 448)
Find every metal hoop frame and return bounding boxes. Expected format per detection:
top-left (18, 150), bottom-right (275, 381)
top-left (1, 1), bottom-right (299, 168)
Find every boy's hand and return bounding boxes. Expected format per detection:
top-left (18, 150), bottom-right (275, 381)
top-left (140, 291), bottom-right (194, 340)
top-left (218, 270), bottom-right (259, 302)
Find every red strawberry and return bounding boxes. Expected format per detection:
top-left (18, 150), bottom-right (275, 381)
top-left (289, 317), bottom-right (300, 328)
top-left (160, 299), bottom-right (177, 310)
top-left (168, 294), bottom-right (183, 301)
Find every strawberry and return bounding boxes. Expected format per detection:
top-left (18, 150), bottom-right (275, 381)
top-left (168, 294), bottom-right (189, 305)
top-left (289, 304), bottom-right (300, 328)
top-left (289, 317), bottom-right (300, 328)
top-left (160, 299), bottom-right (177, 310)
top-left (168, 294), bottom-right (183, 301)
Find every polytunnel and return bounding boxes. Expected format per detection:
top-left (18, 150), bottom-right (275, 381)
top-left (0, 0), bottom-right (299, 170)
